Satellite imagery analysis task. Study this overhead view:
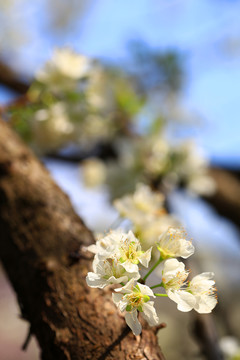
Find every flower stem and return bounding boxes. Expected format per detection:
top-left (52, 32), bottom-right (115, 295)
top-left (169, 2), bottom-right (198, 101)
top-left (142, 256), bottom-right (163, 282)
top-left (150, 282), bottom-right (164, 289)
top-left (154, 293), bottom-right (168, 297)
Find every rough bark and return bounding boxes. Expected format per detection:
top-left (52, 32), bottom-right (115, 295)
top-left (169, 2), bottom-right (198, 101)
top-left (0, 119), bottom-right (165, 360)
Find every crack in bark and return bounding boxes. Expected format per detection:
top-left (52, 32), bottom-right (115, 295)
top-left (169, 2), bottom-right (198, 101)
top-left (97, 326), bottom-right (130, 360)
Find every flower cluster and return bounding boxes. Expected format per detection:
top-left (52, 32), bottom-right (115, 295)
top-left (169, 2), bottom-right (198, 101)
top-left (162, 259), bottom-right (217, 313)
top-left (86, 230), bottom-right (156, 335)
top-left (86, 184), bottom-right (217, 335)
top-left (86, 230), bottom-right (152, 288)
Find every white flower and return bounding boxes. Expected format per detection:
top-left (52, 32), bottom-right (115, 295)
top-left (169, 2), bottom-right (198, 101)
top-left (115, 230), bottom-right (152, 273)
top-left (162, 260), bottom-right (217, 314)
top-left (86, 230), bottom-right (122, 259)
top-left (112, 279), bottom-right (159, 335)
top-left (114, 183), bottom-right (165, 226)
top-left (36, 48), bottom-right (92, 93)
top-left (157, 227), bottom-right (195, 259)
top-left (86, 230), bottom-right (151, 275)
top-left (187, 272), bottom-right (218, 314)
top-left (37, 48), bottom-right (92, 82)
top-left (162, 259), bottom-right (196, 312)
top-left (86, 257), bottom-right (140, 289)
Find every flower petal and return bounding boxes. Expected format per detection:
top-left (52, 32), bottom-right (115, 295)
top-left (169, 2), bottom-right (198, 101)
top-left (112, 293), bottom-right (123, 306)
top-left (142, 302), bottom-right (159, 326)
top-left (125, 311), bottom-right (142, 336)
top-left (139, 247), bottom-right (152, 268)
top-left (121, 261), bottom-right (139, 273)
top-left (112, 293), bottom-right (129, 311)
top-left (178, 239), bottom-right (195, 259)
top-left (194, 295), bottom-right (217, 314)
top-left (167, 290), bottom-right (196, 312)
top-left (137, 283), bottom-right (155, 297)
top-left (162, 258), bottom-right (186, 284)
top-left (86, 272), bottom-right (107, 288)
top-left (107, 275), bottom-right (129, 285)
top-left (115, 278), bottom-right (135, 293)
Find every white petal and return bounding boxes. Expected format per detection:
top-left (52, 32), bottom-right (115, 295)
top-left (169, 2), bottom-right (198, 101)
top-left (168, 290), bottom-right (196, 312)
top-left (139, 247), bottom-right (152, 268)
top-left (112, 293), bottom-right (123, 306)
top-left (121, 261), bottom-right (139, 273)
top-left (125, 311), bottom-right (142, 336)
top-left (194, 295), bottom-right (217, 314)
top-left (163, 258), bottom-right (185, 274)
top-left (112, 293), bottom-right (129, 311)
top-left (162, 258), bottom-right (185, 283)
top-left (137, 283), bottom-right (155, 297)
top-left (191, 272), bottom-right (215, 285)
top-left (142, 302), bottom-right (159, 326)
top-left (127, 230), bottom-right (139, 242)
top-left (86, 272), bottom-right (107, 288)
top-left (115, 278), bottom-right (135, 294)
top-left (107, 275), bottom-right (129, 284)
top-left (129, 271), bottom-right (141, 281)
top-left (189, 272), bottom-right (215, 294)
top-left (178, 240), bottom-right (195, 258)
top-left (86, 244), bottom-right (98, 254)
top-left (118, 299), bottom-right (129, 312)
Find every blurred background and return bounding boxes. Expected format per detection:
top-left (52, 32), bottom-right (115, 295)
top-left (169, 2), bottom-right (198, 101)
top-left (0, 1), bottom-right (240, 359)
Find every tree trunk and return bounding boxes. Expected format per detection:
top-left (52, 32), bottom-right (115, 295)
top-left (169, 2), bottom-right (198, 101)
top-left (0, 119), bottom-right (165, 360)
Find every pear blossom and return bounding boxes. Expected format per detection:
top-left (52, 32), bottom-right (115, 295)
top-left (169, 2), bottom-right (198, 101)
top-left (87, 230), bottom-right (152, 273)
top-left (187, 272), bottom-right (218, 313)
top-left (86, 256), bottom-right (140, 289)
top-left (114, 183), bottom-right (165, 226)
top-left (85, 230), bottom-right (122, 259)
top-left (157, 227), bottom-right (195, 259)
top-left (36, 48), bottom-right (92, 85)
top-left (112, 279), bottom-right (159, 335)
top-left (162, 258), bottom-right (196, 312)
top-left (114, 230), bottom-right (152, 273)
top-left (162, 259), bottom-right (217, 314)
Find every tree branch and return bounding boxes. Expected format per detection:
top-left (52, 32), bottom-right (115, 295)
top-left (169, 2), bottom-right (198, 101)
top-left (0, 60), bottom-right (29, 94)
top-left (0, 118), bottom-right (165, 360)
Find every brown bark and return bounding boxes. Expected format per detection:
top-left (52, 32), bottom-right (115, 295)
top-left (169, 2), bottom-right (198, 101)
top-left (205, 167), bottom-right (240, 230)
top-left (0, 119), bottom-right (165, 360)
top-left (0, 60), bottom-right (29, 94)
